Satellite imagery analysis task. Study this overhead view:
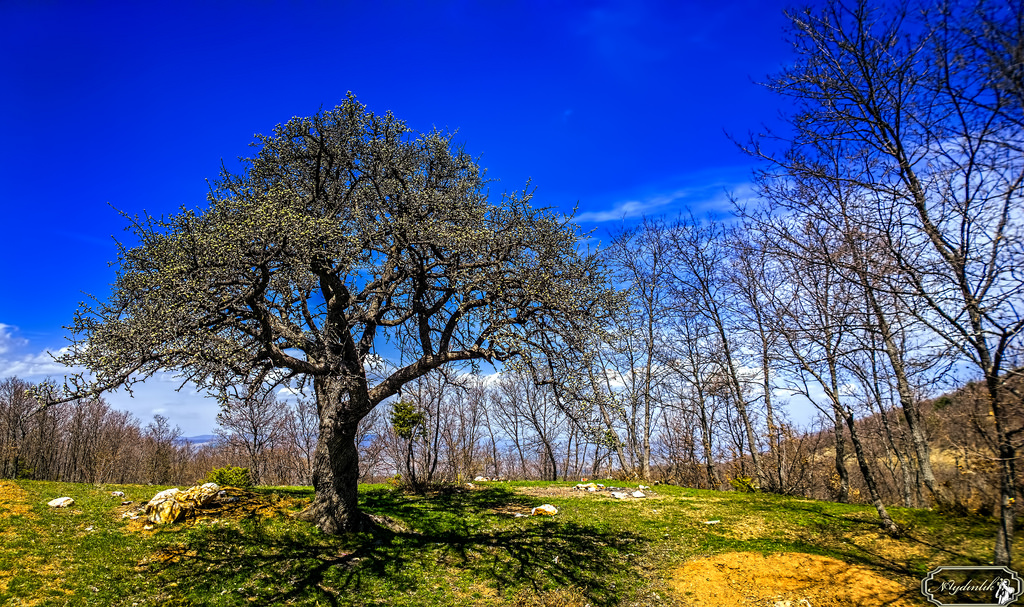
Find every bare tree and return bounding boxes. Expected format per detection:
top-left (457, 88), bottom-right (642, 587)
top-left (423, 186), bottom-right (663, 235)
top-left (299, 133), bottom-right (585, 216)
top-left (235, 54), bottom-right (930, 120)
top-left (0, 377), bottom-right (35, 479)
top-left (354, 406), bottom-right (385, 483)
top-left (215, 388), bottom-right (285, 485)
top-left (441, 375), bottom-right (488, 481)
top-left (491, 370), bottom-right (567, 480)
top-left (748, 0), bottom-right (1023, 562)
top-left (665, 215), bottom-right (764, 486)
top-left (663, 313), bottom-right (724, 489)
top-left (604, 218), bottom-right (676, 480)
top-left (768, 223), bottom-right (900, 535)
top-left (145, 414), bottom-right (181, 485)
top-left (283, 396), bottom-right (319, 484)
top-left (729, 233), bottom-right (791, 492)
top-left (845, 335), bottom-right (918, 507)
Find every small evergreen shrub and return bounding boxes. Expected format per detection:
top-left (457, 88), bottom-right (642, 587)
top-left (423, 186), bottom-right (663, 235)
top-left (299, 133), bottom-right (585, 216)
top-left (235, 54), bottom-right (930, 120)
top-left (205, 466), bottom-right (252, 488)
top-left (729, 475), bottom-right (759, 493)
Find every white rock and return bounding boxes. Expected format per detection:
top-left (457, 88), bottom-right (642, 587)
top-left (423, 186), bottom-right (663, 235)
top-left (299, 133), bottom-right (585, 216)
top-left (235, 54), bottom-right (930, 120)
top-left (610, 491), bottom-right (628, 499)
top-left (638, 485), bottom-right (650, 490)
top-left (146, 487), bottom-right (180, 507)
top-left (703, 519), bottom-right (721, 525)
top-left (111, 491), bottom-right (125, 497)
top-left (145, 487), bottom-right (185, 524)
top-left (473, 476), bottom-right (488, 482)
top-left (47, 497), bottom-right (74, 508)
top-left (531, 504), bottom-right (558, 516)
top-left (632, 491), bottom-right (646, 498)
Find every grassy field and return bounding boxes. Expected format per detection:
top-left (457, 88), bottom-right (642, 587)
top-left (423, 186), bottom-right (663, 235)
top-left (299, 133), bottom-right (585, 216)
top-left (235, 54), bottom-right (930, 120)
top-left (0, 478), bottom-right (1012, 606)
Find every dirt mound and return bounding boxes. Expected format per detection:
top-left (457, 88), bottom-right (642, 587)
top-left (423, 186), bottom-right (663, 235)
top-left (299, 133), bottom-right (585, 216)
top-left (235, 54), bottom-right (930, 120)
top-left (668, 552), bottom-right (921, 606)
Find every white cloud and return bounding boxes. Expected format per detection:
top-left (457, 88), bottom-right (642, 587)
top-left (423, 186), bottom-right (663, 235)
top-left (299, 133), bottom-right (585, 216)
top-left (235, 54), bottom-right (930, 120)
top-left (0, 346), bottom-right (82, 380)
top-left (572, 177), bottom-right (757, 225)
top-left (0, 325), bottom-right (220, 436)
top-left (451, 368), bottom-right (503, 387)
top-left (574, 190), bottom-right (685, 223)
top-left (101, 377), bottom-right (221, 437)
top-left (0, 323), bottom-right (28, 356)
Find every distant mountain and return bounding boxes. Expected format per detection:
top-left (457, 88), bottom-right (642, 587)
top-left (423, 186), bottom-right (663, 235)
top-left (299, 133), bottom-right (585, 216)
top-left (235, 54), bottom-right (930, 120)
top-left (175, 434), bottom-right (218, 446)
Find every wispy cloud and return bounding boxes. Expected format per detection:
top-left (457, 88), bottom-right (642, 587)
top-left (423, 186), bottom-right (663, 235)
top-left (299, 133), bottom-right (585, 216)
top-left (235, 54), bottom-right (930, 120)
top-left (0, 323), bottom-right (28, 355)
top-left (0, 324), bottom-right (77, 379)
top-left (574, 190), bottom-right (686, 223)
top-left (0, 349), bottom-right (76, 379)
top-left (0, 324), bottom-right (219, 435)
top-left (573, 175), bottom-right (758, 225)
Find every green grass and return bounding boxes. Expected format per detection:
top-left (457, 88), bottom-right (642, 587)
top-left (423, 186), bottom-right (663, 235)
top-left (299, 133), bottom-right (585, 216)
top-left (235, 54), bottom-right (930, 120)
top-left (0, 479), bottom-right (1012, 606)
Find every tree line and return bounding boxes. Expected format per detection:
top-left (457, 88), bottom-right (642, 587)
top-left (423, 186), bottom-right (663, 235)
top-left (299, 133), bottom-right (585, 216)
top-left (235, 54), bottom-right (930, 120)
top-left (1, 346), bottom-right (1015, 520)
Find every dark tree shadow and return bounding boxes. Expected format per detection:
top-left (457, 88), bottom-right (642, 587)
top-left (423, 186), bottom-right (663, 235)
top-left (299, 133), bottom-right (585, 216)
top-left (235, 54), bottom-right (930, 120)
top-left (789, 504), bottom-right (990, 578)
top-left (142, 486), bottom-right (642, 606)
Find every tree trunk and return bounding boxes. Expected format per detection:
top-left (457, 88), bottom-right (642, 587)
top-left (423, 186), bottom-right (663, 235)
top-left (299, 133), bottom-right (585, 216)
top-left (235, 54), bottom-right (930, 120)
top-left (697, 397), bottom-right (718, 489)
top-left (862, 336), bottom-right (916, 507)
top-left (589, 364), bottom-right (633, 478)
top-left (300, 417), bottom-right (362, 534)
top-left (863, 283), bottom-right (948, 505)
top-left (841, 405), bottom-right (901, 537)
top-left (720, 331), bottom-right (763, 488)
top-left (832, 408), bottom-right (850, 503)
top-left (642, 309), bottom-right (656, 482)
top-left (989, 377), bottom-right (1017, 566)
top-left (540, 434), bottom-right (559, 481)
top-left (761, 343), bottom-right (784, 492)
top-left (878, 401), bottom-right (915, 508)
top-left (297, 378), bottom-right (367, 535)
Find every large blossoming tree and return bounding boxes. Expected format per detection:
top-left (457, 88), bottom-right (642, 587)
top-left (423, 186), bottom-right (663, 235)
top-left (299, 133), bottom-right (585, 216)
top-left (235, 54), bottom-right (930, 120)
top-left (50, 95), bottom-right (616, 534)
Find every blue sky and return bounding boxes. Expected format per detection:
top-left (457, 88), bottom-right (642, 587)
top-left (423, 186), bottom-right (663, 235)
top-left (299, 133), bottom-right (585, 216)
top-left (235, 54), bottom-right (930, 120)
top-left (0, 0), bottom-right (812, 435)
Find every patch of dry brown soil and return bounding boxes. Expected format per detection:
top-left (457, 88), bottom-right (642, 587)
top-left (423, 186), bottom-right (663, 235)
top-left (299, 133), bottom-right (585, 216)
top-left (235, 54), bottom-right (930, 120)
top-left (843, 531), bottom-right (930, 563)
top-left (668, 552), bottom-right (924, 606)
top-left (513, 485), bottom-right (582, 498)
top-left (514, 485), bottom-right (664, 500)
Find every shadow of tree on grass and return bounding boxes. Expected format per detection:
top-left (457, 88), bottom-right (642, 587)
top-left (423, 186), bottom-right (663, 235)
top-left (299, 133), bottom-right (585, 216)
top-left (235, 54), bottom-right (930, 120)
top-left (787, 504), bottom-right (991, 578)
top-left (142, 486), bottom-right (642, 606)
